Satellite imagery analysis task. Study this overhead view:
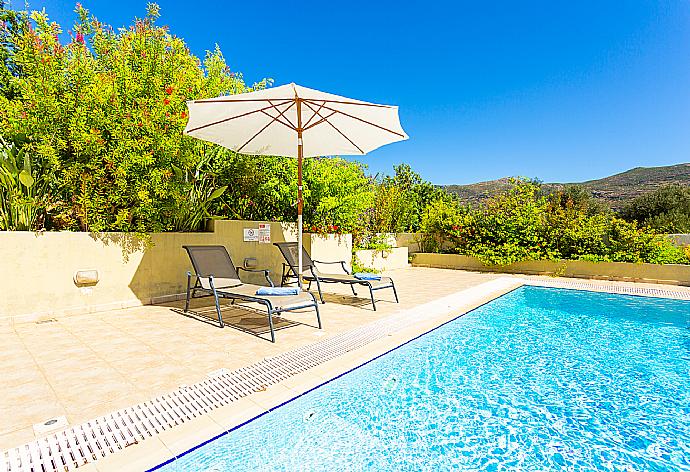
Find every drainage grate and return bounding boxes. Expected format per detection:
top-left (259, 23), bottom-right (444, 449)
top-left (526, 278), bottom-right (690, 300)
top-left (3, 276), bottom-right (687, 471)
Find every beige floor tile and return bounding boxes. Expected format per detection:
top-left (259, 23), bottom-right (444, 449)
top-left (0, 398), bottom-right (66, 436)
top-left (156, 414), bottom-right (224, 457)
top-left (0, 362), bottom-right (45, 387)
top-left (64, 391), bottom-right (150, 426)
top-left (42, 361), bottom-right (123, 386)
top-left (0, 267), bottom-right (508, 457)
top-left (30, 344), bottom-right (99, 366)
top-left (206, 396), bottom-right (267, 431)
top-left (247, 383), bottom-right (301, 411)
top-left (124, 364), bottom-right (199, 393)
top-left (59, 379), bottom-right (139, 413)
top-left (85, 337), bottom-right (155, 357)
top-left (0, 427), bottom-right (35, 450)
top-left (109, 352), bottom-right (173, 374)
top-left (279, 370), bottom-right (328, 395)
top-left (95, 437), bottom-right (172, 472)
top-left (0, 378), bottom-right (57, 407)
top-left (0, 338), bottom-right (28, 356)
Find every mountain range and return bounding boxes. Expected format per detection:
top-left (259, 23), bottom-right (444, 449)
top-left (443, 163), bottom-right (690, 209)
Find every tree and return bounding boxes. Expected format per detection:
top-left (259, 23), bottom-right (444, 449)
top-left (0, 3), bottom-right (266, 231)
top-left (619, 185), bottom-right (690, 233)
top-left (369, 163), bottom-right (451, 234)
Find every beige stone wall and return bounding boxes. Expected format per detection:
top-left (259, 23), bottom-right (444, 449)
top-left (304, 233), bottom-right (353, 273)
top-left (668, 234), bottom-right (690, 247)
top-left (412, 253), bottom-right (690, 286)
top-left (0, 221), bottom-right (352, 319)
top-left (354, 247), bottom-right (409, 272)
top-left (395, 233), bottom-right (423, 254)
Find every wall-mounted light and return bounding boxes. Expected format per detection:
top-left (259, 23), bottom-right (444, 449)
top-left (74, 269), bottom-right (99, 286)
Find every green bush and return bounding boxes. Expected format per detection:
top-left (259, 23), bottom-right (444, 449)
top-left (422, 180), bottom-right (689, 266)
top-left (208, 156), bottom-right (373, 234)
top-left (619, 184), bottom-right (690, 233)
top-left (366, 164), bottom-right (449, 233)
top-left (0, 4), bottom-right (261, 231)
top-left (0, 4), bottom-right (374, 233)
top-left (0, 135), bottom-right (49, 229)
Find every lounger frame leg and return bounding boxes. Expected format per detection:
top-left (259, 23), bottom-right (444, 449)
top-left (209, 277), bottom-right (224, 328)
top-left (311, 293), bottom-right (322, 329)
top-left (350, 284), bottom-right (358, 296)
top-left (367, 283), bottom-right (377, 311)
top-left (184, 272), bottom-right (193, 313)
top-left (263, 301), bottom-right (276, 343)
top-left (391, 281), bottom-right (399, 303)
top-left (314, 277), bottom-right (325, 304)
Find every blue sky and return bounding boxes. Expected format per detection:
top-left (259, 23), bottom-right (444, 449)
top-left (14, 0), bottom-right (690, 184)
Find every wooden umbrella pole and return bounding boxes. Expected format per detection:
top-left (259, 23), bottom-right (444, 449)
top-left (296, 97), bottom-right (304, 290)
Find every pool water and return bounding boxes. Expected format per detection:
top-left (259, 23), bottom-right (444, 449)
top-left (155, 287), bottom-right (690, 471)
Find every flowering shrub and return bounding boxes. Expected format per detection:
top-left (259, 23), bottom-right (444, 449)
top-left (306, 224), bottom-right (341, 235)
top-left (0, 4), bottom-right (264, 231)
top-left (422, 180), bottom-right (689, 266)
top-left (0, 3), bottom-right (378, 233)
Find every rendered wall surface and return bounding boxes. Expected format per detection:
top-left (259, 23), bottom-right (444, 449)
top-left (354, 247), bottom-right (409, 272)
top-left (0, 221), bottom-right (351, 319)
top-left (411, 253), bottom-right (690, 286)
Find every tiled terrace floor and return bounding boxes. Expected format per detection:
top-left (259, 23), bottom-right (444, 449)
top-left (0, 267), bottom-right (499, 451)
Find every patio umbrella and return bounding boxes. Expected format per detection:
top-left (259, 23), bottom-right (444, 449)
top-left (184, 83), bottom-right (408, 288)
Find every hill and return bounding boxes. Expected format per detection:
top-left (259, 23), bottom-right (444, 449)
top-left (443, 163), bottom-right (690, 209)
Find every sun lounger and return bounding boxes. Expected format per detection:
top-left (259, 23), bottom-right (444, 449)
top-left (273, 242), bottom-right (399, 311)
top-left (183, 245), bottom-right (321, 342)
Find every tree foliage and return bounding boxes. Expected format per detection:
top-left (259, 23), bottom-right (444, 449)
top-left (367, 163), bottom-right (449, 233)
top-left (0, 4), bottom-right (262, 231)
top-left (619, 185), bottom-right (690, 234)
top-left (0, 4), bottom-right (378, 233)
top-left (421, 180), bottom-right (688, 265)
top-left (1, 4), bottom-right (686, 268)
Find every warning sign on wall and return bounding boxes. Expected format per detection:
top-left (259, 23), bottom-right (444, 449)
top-left (258, 223), bottom-right (271, 243)
top-left (243, 228), bottom-right (258, 242)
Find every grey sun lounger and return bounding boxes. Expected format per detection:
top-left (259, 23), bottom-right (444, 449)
top-left (183, 245), bottom-right (321, 343)
top-left (273, 242), bottom-right (399, 311)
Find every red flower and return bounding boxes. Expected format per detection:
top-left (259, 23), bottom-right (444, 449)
top-left (163, 98), bottom-right (170, 105)
top-left (75, 32), bottom-right (84, 44)
top-left (180, 111), bottom-right (187, 119)
top-left (165, 86), bottom-right (173, 95)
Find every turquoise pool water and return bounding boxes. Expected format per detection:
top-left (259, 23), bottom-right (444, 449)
top-left (154, 287), bottom-right (690, 471)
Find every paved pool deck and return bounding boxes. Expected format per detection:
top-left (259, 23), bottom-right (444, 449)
top-left (0, 267), bottom-right (500, 454)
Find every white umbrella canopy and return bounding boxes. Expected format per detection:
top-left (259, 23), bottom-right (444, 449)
top-left (185, 83), bottom-right (407, 157)
top-left (184, 82), bottom-right (408, 288)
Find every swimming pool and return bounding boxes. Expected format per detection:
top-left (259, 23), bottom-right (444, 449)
top-left (153, 286), bottom-right (690, 471)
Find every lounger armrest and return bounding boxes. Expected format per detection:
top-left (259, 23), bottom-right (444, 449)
top-left (312, 260), bottom-right (351, 275)
top-left (187, 270), bottom-right (214, 280)
top-left (237, 267), bottom-right (275, 287)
